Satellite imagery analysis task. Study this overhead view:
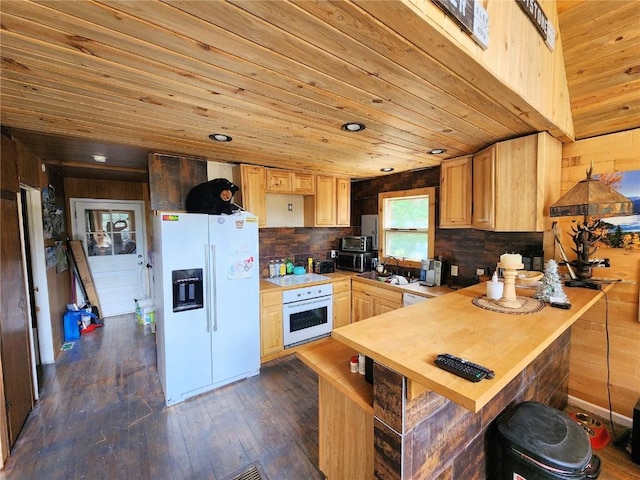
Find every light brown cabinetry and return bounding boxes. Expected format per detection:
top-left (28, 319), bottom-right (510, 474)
top-left (265, 169), bottom-right (315, 195)
top-left (259, 290), bottom-right (283, 358)
top-left (471, 147), bottom-right (495, 229)
top-left (304, 175), bottom-right (351, 227)
top-left (336, 177), bottom-right (351, 225)
top-left (472, 132), bottom-right (560, 232)
top-left (439, 156), bottom-right (473, 228)
top-left (351, 281), bottom-right (402, 322)
top-left (332, 278), bottom-right (351, 329)
top-left (233, 164), bottom-right (267, 227)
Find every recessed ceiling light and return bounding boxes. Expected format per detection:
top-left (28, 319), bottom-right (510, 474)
top-left (209, 133), bottom-right (232, 142)
top-left (341, 122), bottom-right (366, 132)
top-left (380, 167), bottom-right (394, 172)
top-left (428, 148), bottom-right (447, 155)
top-left (92, 154), bottom-right (107, 163)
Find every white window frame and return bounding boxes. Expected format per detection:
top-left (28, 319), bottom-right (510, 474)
top-left (378, 187), bottom-right (436, 269)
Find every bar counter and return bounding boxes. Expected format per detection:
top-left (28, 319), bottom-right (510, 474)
top-left (332, 282), bottom-right (612, 412)
top-left (299, 281), bottom-right (613, 479)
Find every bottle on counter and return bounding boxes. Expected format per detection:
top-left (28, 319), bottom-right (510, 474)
top-left (268, 260), bottom-right (276, 278)
top-left (308, 257), bottom-right (314, 273)
top-left (273, 259), bottom-right (280, 277)
top-left (487, 271), bottom-right (504, 300)
top-left (279, 258), bottom-right (286, 276)
top-left (286, 258), bottom-right (294, 275)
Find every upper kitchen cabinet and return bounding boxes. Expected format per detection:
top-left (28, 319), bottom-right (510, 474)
top-left (148, 153), bottom-right (207, 211)
top-left (439, 156), bottom-right (473, 228)
top-left (232, 164), bottom-right (267, 227)
top-left (266, 169), bottom-right (315, 195)
top-left (304, 175), bottom-right (351, 227)
top-left (472, 132), bottom-right (561, 232)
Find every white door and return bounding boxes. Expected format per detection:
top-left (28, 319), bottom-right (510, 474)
top-left (71, 199), bottom-right (147, 317)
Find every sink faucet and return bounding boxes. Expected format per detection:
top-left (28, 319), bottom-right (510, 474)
top-left (383, 256), bottom-right (399, 275)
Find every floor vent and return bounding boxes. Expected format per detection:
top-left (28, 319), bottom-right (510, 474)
top-left (224, 462), bottom-right (267, 480)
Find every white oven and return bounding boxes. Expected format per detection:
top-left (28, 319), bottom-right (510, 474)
top-left (282, 284), bottom-right (333, 348)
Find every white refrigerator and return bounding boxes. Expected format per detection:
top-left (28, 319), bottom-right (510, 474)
top-left (153, 211), bottom-right (260, 406)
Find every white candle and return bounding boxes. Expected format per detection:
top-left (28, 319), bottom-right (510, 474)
top-left (500, 253), bottom-right (522, 267)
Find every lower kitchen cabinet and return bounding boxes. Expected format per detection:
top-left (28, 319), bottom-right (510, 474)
top-left (260, 290), bottom-right (283, 358)
top-left (351, 281), bottom-right (402, 322)
top-left (332, 278), bottom-right (351, 328)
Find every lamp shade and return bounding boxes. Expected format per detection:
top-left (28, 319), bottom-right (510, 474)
top-left (550, 172), bottom-right (633, 218)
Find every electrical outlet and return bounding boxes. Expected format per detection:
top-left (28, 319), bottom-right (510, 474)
top-left (451, 265), bottom-right (459, 276)
top-left (331, 250), bottom-right (337, 258)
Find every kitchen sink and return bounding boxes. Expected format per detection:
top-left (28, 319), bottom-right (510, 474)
top-left (356, 271), bottom-right (418, 284)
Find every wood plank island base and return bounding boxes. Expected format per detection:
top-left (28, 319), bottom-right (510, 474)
top-left (300, 282), bottom-right (614, 479)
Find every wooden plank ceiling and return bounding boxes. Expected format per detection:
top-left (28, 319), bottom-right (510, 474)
top-left (1, 0), bottom-right (639, 182)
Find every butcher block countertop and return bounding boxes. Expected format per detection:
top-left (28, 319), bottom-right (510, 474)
top-left (332, 282), bottom-right (614, 413)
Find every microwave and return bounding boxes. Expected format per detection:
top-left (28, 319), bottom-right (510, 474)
top-left (341, 236), bottom-right (373, 253)
top-left (337, 252), bottom-right (374, 273)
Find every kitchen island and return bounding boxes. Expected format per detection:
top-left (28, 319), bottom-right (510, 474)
top-left (299, 281), bottom-right (613, 479)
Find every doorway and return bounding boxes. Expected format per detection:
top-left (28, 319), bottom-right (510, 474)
top-left (71, 199), bottom-right (147, 317)
top-left (18, 187), bottom-right (54, 366)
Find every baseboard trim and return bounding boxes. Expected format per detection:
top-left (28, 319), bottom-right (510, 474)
top-left (568, 395), bottom-right (633, 428)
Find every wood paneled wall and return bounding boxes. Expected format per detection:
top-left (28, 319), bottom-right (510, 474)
top-left (402, 0), bottom-right (574, 141)
top-left (558, 129), bottom-right (640, 418)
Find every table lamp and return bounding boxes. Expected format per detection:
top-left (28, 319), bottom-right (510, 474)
top-left (550, 165), bottom-right (633, 284)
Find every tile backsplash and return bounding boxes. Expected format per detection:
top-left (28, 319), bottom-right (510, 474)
top-left (258, 226), bottom-right (357, 278)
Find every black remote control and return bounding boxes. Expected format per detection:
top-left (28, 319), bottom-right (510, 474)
top-left (435, 354), bottom-right (495, 382)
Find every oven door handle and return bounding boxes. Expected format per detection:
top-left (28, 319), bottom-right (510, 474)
top-left (283, 297), bottom-right (332, 311)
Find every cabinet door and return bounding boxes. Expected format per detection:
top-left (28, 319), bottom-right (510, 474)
top-left (314, 175), bottom-right (336, 226)
top-left (335, 177), bottom-right (351, 226)
top-left (235, 165), bottom-right (267, 227)
top-left (351, 291), bottom-right (373, 322)
top-left (440, 156), bottom-right (472, 228)
top-left (333, 291), bottom-right (351, 328)
top-left (292, 172), bottom-right (315, 194)
top-left (266, 169), bottom-right (292, 193)
top-left (494, 136), bottom-right (538, 231)
top-left (472, 146), bottom-right (495, 230)
top-left (260, 292), bottom-right (283, 357)
top-left (373, 298), bottom-right (401, 316)
top-left (260, 304), bottom-right (283, 357)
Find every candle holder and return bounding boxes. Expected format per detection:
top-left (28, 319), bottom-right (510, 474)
top-left (495, 262), bottom-right (524, 309)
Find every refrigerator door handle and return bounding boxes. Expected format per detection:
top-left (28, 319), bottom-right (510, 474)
top-left (210, 244), bottom-right (217, 332)
top-left (204, 244), bottom-right (211, 333)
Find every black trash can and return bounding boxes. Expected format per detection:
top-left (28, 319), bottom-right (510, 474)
top-left (497, 401), bottom-right (601, 479)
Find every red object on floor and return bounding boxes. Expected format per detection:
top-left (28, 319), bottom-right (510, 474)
top-left (81, 323), bottom-right (103, 334)
top-left (569, 412), bottom-right (611, 450)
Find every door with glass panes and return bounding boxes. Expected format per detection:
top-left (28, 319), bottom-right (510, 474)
top-left (71, 199), bottom-right (147, 317)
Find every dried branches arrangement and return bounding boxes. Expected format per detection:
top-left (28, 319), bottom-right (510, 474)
top-left (571, 220), bottom-right (603, 277)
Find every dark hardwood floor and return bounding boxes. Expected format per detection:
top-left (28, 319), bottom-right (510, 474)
top-left (1, 314), bottom-right (638, 479)
top-left (0, 315), bottom-right (323, 480)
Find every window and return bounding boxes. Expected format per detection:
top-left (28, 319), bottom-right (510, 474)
top-left (379, 187), bottom-right (436, 267)
top-left (84, 208), bottom-right (137, 256)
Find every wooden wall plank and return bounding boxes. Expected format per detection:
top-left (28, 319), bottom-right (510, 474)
top-left (560, 129), bottom-right (640, 418)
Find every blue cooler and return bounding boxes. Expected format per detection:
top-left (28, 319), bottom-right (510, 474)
top-left (497, 401), bottom-right (601, 479)
top-left (63, 311), bottom-right (81, 341)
